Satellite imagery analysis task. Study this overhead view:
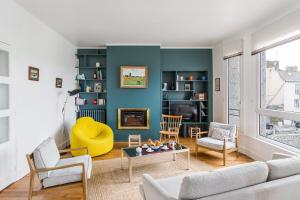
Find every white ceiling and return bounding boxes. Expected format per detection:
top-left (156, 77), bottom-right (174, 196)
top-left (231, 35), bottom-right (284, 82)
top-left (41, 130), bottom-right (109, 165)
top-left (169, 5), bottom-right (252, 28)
top-left (15, 0), bottom-right (300, 47)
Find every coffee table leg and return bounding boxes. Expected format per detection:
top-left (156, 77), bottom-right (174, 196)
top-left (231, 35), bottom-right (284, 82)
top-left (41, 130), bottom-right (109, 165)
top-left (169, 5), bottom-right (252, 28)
top-left (187, 150), bottom-right (190, 170)
top-left (173, 153), bottom-right (176, 161)
top-left (128, 158), bottom-right (133, 182)
top-left (121, 150), bottom-right (124, 169)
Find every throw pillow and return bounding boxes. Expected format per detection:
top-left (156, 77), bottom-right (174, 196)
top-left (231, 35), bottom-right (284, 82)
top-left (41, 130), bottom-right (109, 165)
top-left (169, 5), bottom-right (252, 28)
top-left (211, 127), bottom-right (230, 141)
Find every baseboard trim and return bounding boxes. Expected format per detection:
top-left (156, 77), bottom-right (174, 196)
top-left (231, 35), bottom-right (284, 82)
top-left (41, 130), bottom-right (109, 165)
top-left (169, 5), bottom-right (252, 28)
top-left (239, 146), bottom-right (265, 161)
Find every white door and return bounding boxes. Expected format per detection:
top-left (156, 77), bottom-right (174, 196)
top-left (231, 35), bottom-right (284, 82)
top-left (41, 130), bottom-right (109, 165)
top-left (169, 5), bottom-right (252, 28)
top-left (0, 42), bottom-right (16, 190)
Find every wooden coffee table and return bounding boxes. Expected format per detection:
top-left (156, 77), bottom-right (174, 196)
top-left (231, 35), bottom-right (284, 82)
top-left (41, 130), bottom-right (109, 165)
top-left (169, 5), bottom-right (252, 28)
top-left (121, 145), bottom-right (190, 182)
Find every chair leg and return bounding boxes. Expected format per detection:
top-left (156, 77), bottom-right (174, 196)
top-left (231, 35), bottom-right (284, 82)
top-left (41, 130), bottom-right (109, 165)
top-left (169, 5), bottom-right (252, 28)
top-left (28, 172), bottom-right (34, 200)
top-left (160, 133), bottom-right (162, 142)
top-left (82, 170), bottom-right (88, 200)
top-left (223, 150), bottom-right (227, 166)
top-left (176, 134), bottom-right (180, 144)
top-left (236, 149), bottom-right (239, 158)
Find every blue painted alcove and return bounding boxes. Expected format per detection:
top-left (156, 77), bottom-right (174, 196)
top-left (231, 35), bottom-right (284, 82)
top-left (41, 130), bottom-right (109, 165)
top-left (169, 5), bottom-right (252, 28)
top-left (107, 46), bottom-right (161, 141)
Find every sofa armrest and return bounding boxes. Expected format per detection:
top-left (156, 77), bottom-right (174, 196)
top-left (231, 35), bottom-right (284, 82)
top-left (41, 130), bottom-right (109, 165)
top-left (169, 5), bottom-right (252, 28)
top-left (272, 153), bottom-right (294, 160)
top-left (142, 174), bottom-right (177, 200)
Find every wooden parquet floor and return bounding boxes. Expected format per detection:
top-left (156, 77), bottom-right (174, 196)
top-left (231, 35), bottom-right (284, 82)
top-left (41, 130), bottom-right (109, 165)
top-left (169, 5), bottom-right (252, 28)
top-left (0, 137), bottom-right (253, 200)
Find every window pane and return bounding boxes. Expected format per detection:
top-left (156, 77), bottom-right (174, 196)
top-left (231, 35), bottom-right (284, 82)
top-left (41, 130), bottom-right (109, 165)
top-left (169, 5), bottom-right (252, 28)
top-left (260, 115), bottom-right (300, 149)
top-left (0, 117), bottom-right (9, 143)
top-left (0, 84), bottom-right (9, 109)
top-left (261, 40), bottom-right (300, 113)
top-left (228, 56), bottom-right (241, 127)
top-left (0, 49), bottom-right (9, 77)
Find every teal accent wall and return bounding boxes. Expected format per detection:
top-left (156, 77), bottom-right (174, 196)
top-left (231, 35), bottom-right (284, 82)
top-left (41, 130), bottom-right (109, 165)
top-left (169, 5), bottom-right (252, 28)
top-left (106, 47), bottom-right (212, 141)
top-left (161, 49), bottom-right (213, 123)
top-left (107, 46), bottom-right (161, 141)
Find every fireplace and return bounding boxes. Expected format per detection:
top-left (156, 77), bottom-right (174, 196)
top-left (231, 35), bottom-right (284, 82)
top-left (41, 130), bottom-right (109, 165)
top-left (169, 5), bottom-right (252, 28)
top-left (118, 108), bottom-right (150, 129)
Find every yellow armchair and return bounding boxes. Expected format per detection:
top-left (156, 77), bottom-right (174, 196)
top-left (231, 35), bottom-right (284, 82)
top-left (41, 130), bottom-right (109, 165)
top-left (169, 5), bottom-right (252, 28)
top-left (71, 117), bottom-right (114, 157)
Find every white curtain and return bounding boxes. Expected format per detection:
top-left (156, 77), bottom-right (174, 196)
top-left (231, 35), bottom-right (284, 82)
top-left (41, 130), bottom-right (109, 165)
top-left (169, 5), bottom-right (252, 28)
top-left (252, 8), bottom-right (300, 51)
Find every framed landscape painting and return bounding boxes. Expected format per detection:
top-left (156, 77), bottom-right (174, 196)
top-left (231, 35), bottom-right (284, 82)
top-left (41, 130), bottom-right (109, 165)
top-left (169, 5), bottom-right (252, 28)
top-left (120, 66), bottom-right (148, 88)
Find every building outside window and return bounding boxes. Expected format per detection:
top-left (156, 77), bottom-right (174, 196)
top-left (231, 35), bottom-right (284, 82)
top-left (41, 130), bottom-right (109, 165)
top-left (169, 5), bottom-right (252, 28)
top-left (226, 56), bottom-right (241, 127)
top-left (259, 39), bottom-right (300, 149)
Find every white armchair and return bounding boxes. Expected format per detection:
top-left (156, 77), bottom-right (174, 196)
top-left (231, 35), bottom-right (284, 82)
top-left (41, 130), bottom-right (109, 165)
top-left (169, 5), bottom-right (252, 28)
top-left (26, 137), bottom-right (92, 200)
top-left (195, 122), bottom-right (238, 166)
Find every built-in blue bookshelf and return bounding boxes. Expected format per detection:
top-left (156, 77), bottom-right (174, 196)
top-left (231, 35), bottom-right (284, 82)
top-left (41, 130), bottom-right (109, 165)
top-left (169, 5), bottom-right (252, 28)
top-left (76, 49), bottom-right (107, 123)
top-left (161, 70), bottom-right (210, 136)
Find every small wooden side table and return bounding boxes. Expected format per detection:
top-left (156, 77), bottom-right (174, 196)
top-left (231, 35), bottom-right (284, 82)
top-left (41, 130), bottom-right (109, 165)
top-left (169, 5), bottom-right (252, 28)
top-left (128, 134), bottom-right (141, 147)
top-left (189, 127), bottom-right (201, 138)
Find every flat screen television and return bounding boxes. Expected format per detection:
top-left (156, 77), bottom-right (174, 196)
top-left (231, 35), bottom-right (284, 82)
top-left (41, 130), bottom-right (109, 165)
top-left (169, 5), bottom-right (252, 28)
top-left (170, 103), bottom-right (199, 122)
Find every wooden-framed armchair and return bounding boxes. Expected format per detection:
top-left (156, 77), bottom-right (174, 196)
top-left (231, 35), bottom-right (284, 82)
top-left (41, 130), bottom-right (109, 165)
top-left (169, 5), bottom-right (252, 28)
top-left (26, 137), bottom-right (92, 200)
top-left (195, 122), bottom-right (238, 166)
top-left (160, 114), bottom-right (182, 143)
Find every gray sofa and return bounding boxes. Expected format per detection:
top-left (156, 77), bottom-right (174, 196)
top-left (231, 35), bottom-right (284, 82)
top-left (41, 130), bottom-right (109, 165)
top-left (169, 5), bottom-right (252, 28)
top-left (140, 153), bottom-right (300, 200)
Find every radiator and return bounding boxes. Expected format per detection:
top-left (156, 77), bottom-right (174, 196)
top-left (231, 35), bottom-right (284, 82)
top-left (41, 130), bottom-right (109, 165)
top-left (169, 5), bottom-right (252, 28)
top-left (77, 109), bottom-right (106, 123)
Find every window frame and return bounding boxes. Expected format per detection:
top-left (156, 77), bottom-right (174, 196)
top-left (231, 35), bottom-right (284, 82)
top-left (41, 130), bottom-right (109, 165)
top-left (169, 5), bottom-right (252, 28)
top-left (257, 44), bottom-right (300, 152)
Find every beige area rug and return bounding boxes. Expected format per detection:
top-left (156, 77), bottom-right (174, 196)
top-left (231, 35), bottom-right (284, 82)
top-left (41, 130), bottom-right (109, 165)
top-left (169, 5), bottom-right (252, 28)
top-left (88, 154), bottom-right (213, 200)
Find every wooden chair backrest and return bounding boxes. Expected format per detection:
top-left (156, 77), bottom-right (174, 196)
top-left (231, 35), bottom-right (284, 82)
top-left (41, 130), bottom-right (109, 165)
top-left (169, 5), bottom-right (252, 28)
top-left (160, 114), bottom-right (182, 133)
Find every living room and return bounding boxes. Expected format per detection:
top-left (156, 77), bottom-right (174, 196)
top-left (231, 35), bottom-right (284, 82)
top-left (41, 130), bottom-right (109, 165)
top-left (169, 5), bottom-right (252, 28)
top-left (1, 0), bottom-right (300, 199)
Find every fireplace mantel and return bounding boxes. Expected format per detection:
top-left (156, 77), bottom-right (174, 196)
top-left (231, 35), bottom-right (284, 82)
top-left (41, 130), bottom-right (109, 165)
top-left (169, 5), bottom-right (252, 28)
top-left (118, 108), bottom-right (150, 129)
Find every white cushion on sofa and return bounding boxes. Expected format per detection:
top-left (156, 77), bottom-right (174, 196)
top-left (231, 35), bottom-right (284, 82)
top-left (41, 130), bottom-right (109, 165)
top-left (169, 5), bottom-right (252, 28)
top-left (197, 137), bottom-right (236, 150)
top-left (33, 137), bottom-right (60, 180)
top-left (267, 156), bottom-right (300, 181)
top-left (179, 161), bottom-right (268, 199)
top-left (42, 155), bottom-right (92, 188)
top-left (142, 174), bottom-right (177, 200)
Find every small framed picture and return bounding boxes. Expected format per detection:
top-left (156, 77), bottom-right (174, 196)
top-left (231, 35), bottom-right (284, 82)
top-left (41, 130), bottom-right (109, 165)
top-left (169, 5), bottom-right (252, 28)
top-left (184, 83), bottom-right (191, 91)
top-left (215, 78), bottom-right (220, 91)
top-left (94, 82), bottom-right (102, 92)
top-left (56, 78), bottom-right (62, 88)
top-left (28, 66), bottom-right (39, 81)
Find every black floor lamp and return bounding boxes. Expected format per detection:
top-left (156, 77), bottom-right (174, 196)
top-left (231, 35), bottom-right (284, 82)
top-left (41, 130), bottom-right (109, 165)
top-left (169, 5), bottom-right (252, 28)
top-left (61, 89), bottom-right (80, 146)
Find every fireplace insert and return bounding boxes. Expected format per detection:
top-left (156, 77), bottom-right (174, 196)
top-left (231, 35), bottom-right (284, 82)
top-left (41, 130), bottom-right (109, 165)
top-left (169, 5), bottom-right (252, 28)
top-left (170, 103), bottom-right (198, 122)
top-left (118, 108), bottom-right (150, 129)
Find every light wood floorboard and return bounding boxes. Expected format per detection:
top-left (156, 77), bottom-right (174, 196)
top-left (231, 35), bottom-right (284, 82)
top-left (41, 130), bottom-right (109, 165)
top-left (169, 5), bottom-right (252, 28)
top-left (0, 137), bottom-right (253, 200)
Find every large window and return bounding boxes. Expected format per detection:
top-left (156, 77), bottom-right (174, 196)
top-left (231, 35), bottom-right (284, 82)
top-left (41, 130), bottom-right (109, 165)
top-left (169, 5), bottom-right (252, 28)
top-left (227, 56), bottom-right (241, 127)
top-left (259, 39), bottom-right (300, 149)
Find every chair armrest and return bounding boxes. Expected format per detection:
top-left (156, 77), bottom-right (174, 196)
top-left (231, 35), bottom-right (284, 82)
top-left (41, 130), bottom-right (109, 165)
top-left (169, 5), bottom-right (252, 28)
top-left (35, 162), bottom-right (85, 173)
top-left (59, 147), bottom-right (89, 155)
top-left (196, 131), bottom-right (208, 139)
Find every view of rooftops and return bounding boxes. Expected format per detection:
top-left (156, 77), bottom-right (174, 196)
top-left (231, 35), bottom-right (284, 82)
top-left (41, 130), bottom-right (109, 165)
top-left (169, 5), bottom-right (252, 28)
top-left (260, 39), bottom-right (300, 149)
top-left (261, 39), bottom-right (300, 113)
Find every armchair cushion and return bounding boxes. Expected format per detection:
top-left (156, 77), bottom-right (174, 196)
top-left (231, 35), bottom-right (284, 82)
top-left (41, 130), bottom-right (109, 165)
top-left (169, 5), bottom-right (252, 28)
top-left (33, 137), bottom-right (60, 180)
top-left (208, 122), bottom-right (236, 142)
top-left (197, 137), bottom-right (236, 150)
top-left (42, 155), bottom-right (92, 188)
top-left (211, 127), bottom-right (230, 141)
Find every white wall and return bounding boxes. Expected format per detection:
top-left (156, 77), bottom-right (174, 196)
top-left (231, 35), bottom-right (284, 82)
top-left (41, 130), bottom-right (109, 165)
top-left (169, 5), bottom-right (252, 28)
top-left (0, 0), bottom-right (76, 183)
top-left (213, 10), bottom-right (300, 161)
top-left (213, 43), bottom-right (227, 123)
